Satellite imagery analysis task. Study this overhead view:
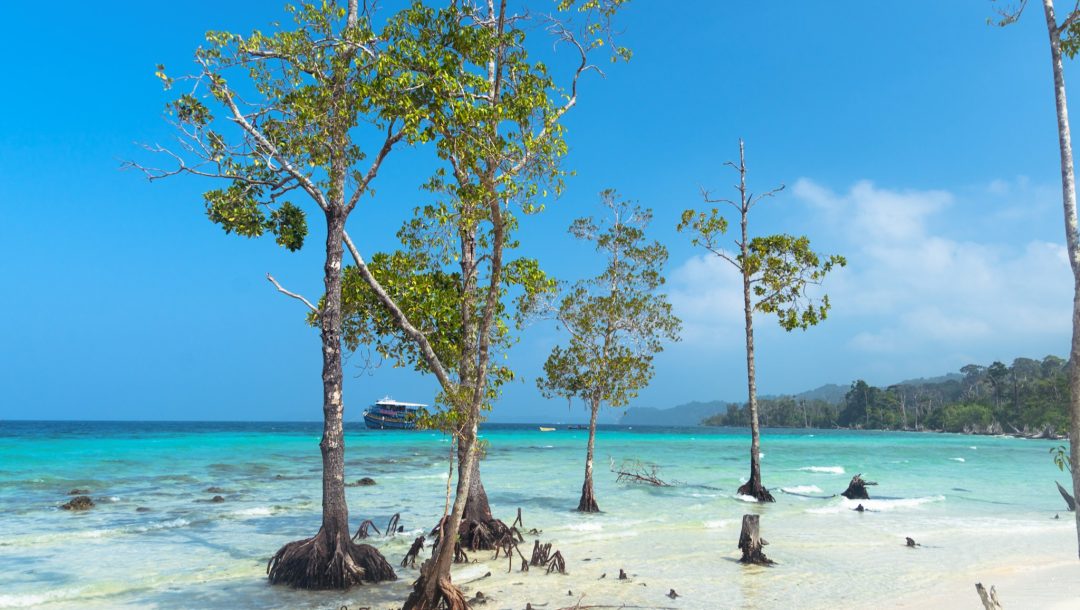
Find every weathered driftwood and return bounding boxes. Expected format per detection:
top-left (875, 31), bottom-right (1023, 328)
top-left (841, 474), bottom-right (877, 500)
top-left (611, 459), bottom-right (674, 487)
top-left (1056, 481), bottom-right (1076, 511)
top-left (401, 535), bottom-right (425, 568)
top-left (975, 582), bottom-right (1003, 609)
top-left (737, 514), bottom-right (773, 565)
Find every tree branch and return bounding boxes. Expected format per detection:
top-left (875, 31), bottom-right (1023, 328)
top-left (266, 273), bottom-right (318, 312)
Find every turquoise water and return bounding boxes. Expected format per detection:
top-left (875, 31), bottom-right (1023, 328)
top-left (0, 421), bottom-right (1075, 608)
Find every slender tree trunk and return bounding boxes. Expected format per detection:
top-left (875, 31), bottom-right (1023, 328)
top-left (459, 441), bottom-right (493, 523)
top-left (404, 419), bottom-right (478, 610)
top-left (733, 140), bottom-right (773, 503)
top-left (319, 210), bottom-right (350, 541)
top-left (1043, 0), bottom-right (1080, 559)
top-left (578, 397), bottom-right (600, 512)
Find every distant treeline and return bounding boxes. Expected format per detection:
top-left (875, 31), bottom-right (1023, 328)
top-left (702, 355), bottom-right (1070, 434)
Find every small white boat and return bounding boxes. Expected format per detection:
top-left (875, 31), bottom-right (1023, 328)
top-left (539, 426), bottom-right (556, 432)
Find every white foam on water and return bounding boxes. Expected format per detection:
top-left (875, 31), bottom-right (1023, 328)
top-left (781, 485), bottom-right (823, 494)
top-left (950, 457), bottom-right (966, 462)
top-left (703, 519), bottom-right (732, 529)
top-left (230, 506), bottom-right (273, 518)
top-left (799, 466), bottom-right (845, 474)
top-left (807, 495), bottom-right (945, 514)
top-left (734, 494), bottom-right (760, 503)
top-left (758, 452), bottom-right (765, 459)
top-left (566, 521), bottom-right (603, 531)
top-left (970, 446), bottom-right (978, 450)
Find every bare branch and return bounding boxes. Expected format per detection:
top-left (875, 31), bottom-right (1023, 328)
top-left (345, 122), bottom-right (405, 214)
top-left (266, 273), bottom-right (318, 312)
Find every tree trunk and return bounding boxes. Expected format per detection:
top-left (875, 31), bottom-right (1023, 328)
top-left (266, 210), bottom-right (395, 589)
top-left (403, 420), bottom-right (478, 610)
top-left (459, 441), bottom-right (493, 524)
top-left (733, 140), bottom-right (774, 504)
top-left (578, 398), bottom-right (601, 512)
top-left (737, 514), bottom-right (772, 565)
top-left (1043, 0), bottom-right (1080, 559)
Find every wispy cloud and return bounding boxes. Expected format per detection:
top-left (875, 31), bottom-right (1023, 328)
top-left (669, 177), bottom-right (1071, 372)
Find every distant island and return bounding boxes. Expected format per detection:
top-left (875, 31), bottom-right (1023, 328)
top-left (621, 355), bottom-right (1068, 437)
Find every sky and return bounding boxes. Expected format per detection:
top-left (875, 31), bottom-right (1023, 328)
top-left (0, 1), bottom-right (1077, 422)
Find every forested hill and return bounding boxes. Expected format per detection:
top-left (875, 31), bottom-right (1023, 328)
top-left (700, 355), bottom-right (1070, 435)
top-left (619, 383), bottom-right (847, 426)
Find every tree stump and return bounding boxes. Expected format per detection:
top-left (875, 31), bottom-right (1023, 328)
top-left (737, 514), bottom-right (773, 565)
top-left (841, 474), bottom-right (877, 500)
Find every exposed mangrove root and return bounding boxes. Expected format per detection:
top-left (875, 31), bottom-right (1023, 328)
top-left (611, 458), bottom-right (674, 486)
top-left (546, 550), bottom-right (566, 574)
top-left (736, 478), bottom-right (775, 503)
top-left (578, 478), bottom-right (600, 513)
top-left (267, 528), bottom-right (396, 589)
top-left (401, 535), bottom-right (425, 568)
top-left (432, 511), bottom-right (522, 552)
top-left (528, 540), bottom-right (566, 574)
top-left (493, 529), bottom-right (530, 573)
top-left (975, 582), bottom-right (1003, 609)
top-left (512, 507), bottom-right (523, 529)
top-left (530, 540), bottom-right (552, 566)
top-left (737, 514), bottom-right (773, 566)
top-left (841, 474), bottom-right (877, 500)
top-left (387, 512), bottom-right (402, 536)
top-left (401, 560), bottom-right (469, 610)
top-left (352, 519), bottom-right (381, 540)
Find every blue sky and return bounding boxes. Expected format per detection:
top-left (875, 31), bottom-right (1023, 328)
top-left (0, 1), bottom-right (1075, 422)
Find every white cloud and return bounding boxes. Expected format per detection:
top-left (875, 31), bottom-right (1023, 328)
top-left (669, 178), bottom-right (1072, 362)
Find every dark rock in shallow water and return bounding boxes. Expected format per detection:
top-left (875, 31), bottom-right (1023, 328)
top-left (68, 488), bottom-right (90, 495)
top-left (210, 495), bottom-right (225, 503)
top-left (205, 486), bottom-right (226, 493)
top-left (61, 496), bottom-right (94, 511)
top-left (346, 477), bottom-right (376, 487)
top-left (135, 506), bottom-right (152, 513)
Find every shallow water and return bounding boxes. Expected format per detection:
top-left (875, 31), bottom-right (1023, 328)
top-left (0, 421), bottom-right (1075, 609)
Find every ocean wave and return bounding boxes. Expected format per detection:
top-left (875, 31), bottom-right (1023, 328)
top-left (781, 485), bottom-right (823, 494)
top-left (229, 506), bottom-right (273, 518)
top-left (565, 522), bottom-right (602, 531)
top-left (950, 457), bottom-right (966, 462)
top-left (733, 494), bottom-right (760, 503)
top-left (703, 519), bottom-right (732, 529)
top-left (799, 466), bottom-right (845, 474)
top-left (807, 495), bottom-right (945, 514)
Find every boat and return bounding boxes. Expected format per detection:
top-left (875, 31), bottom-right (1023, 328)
top-left (363, 397), bottom-right (426, 430)
top-left (539, 426), bottom-right (556, 432)
top-left (567, 425), bottom-right (588, 430)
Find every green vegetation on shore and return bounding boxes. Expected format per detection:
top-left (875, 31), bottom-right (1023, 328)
top-left (702, 355), bottom-right (1070, 435)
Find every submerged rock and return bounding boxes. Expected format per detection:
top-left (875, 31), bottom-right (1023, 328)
top-left (205, 486), bottom-right (226, 493)
top-left (346, 477), bottom-right (376, 487)
top-left (68, 488), bottom-right (90, 495)
top-left (210, 495), bottom-right (225, 503)
top-left (61, 496), bottom-right (95, 511)
top-left (135, 506), bottom-right (152, 513)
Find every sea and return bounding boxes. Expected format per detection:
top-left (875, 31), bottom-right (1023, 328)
top-left (0, 421), bottom-right (1076, 609)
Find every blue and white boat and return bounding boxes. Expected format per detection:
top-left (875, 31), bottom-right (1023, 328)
top-left (362, 397), bottom-right (425, 430)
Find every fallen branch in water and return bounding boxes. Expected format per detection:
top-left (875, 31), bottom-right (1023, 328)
top-left (610, 458), bottom-right (674, 487)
